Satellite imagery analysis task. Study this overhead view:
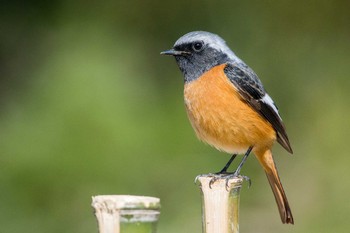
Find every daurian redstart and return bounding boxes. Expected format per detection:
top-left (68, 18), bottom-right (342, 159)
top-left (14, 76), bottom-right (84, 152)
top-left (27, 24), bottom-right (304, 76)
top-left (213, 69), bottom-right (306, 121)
top-left (161, 31), bottom-right (294, 224)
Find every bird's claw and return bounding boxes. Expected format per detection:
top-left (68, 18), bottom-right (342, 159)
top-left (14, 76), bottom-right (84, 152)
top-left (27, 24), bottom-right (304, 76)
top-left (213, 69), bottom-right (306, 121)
top-left (240, 175), bottom-right (251, 188)
top-left (222, 172), bottom-right (246, 190)
top-left (195, 173), bottom-right (216, 184)
top-left (209, 174), bottom-right (222, 188)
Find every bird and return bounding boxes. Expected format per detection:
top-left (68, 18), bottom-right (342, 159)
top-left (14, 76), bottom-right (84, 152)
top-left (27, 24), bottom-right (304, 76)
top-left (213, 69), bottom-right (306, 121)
top-left (161, 31), bottom-right (294, 224)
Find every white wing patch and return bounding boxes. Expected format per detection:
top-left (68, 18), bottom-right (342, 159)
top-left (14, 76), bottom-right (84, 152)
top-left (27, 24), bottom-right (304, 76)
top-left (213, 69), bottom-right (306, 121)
top-left (262, 94), bottom-right (281, 118)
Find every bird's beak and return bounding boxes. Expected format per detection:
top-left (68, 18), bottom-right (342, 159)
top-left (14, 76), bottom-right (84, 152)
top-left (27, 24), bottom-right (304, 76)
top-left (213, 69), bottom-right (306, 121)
top-left (160, 49), bottom-right (190, 56)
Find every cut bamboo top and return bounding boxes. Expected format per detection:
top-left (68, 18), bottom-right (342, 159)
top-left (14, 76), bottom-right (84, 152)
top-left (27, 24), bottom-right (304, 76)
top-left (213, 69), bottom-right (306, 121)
top-left (92, 195), bottom-right (161, 210)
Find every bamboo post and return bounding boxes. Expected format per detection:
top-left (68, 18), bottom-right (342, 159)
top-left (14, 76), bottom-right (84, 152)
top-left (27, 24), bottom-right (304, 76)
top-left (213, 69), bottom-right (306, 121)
top-left (197, 175), bottom-right (244, 233)
top-left (92, 195), bottom-right (160, 233)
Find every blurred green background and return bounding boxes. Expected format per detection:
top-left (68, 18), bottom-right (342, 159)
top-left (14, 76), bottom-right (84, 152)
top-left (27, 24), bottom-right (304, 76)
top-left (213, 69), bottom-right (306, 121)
top-left (1, 0), bottom-right (349, 232)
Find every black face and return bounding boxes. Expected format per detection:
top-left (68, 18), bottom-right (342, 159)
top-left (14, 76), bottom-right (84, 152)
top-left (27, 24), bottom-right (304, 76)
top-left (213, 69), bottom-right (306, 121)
top-left (172, 41), bottom-right (230, 83)
top-left (174, 40), bottom-right (205, 54)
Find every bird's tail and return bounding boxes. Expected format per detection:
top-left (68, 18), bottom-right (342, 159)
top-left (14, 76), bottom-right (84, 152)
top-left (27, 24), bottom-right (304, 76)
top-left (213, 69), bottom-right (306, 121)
top-left (254, 148), bottom-right (294, 224)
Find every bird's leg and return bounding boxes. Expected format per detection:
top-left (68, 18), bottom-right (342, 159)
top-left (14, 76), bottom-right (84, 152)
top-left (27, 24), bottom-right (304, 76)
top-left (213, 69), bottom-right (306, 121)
top-left (233, 146), bottom-right (253, 176)
top-left (207, 154), bottom-right (237, 187)
top-left (218, 154), bottom-right (237, 174)
top-left (208, 147), bottom-right (253, 188)
top-left (229, 146), bottom-right (253, 187)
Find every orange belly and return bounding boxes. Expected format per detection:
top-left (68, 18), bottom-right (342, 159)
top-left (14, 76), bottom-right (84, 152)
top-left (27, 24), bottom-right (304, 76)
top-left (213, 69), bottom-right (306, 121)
top-left (184, 64), bottom-right (276, 154)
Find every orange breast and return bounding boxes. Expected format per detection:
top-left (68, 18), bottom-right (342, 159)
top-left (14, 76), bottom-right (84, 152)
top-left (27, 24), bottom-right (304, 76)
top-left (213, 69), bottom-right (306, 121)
top-left (184, 64), bottom-right (276, 154)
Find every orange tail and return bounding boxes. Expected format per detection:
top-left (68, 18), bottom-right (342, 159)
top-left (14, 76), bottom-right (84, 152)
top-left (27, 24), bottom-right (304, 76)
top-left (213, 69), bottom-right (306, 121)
top-left (255, 149), bottom-right (294, 224)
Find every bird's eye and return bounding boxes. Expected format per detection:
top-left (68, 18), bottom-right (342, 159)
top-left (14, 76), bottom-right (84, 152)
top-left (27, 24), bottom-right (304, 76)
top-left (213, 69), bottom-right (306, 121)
top-left (192, 41), bottom-right (204, 52)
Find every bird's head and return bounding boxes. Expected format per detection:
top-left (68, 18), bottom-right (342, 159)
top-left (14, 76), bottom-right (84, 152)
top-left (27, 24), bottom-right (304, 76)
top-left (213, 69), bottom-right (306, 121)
top-left (161, 31), bottom-right (241, 82)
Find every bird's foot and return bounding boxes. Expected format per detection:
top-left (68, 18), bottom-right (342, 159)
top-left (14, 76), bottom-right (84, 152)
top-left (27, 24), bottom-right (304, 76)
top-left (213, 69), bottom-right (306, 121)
top-left (195, 172), bottom-right (251, 190)
top-left (194, 173), bottom-right (214, 184)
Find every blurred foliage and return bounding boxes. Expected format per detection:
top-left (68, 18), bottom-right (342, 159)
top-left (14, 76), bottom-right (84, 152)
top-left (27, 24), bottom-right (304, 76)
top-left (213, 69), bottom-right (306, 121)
top-left (1, 0), bottom-right (350, 233)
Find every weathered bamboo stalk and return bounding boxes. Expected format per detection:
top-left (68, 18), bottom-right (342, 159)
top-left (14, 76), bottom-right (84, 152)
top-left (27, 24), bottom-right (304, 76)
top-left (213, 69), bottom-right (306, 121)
top-left (197, 175), bottom-right (244, 233)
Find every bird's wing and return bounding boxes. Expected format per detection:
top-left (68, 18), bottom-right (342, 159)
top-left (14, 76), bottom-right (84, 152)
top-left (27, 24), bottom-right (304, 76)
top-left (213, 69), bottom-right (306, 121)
top-left (223, 63), bottom-right (293, 153)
